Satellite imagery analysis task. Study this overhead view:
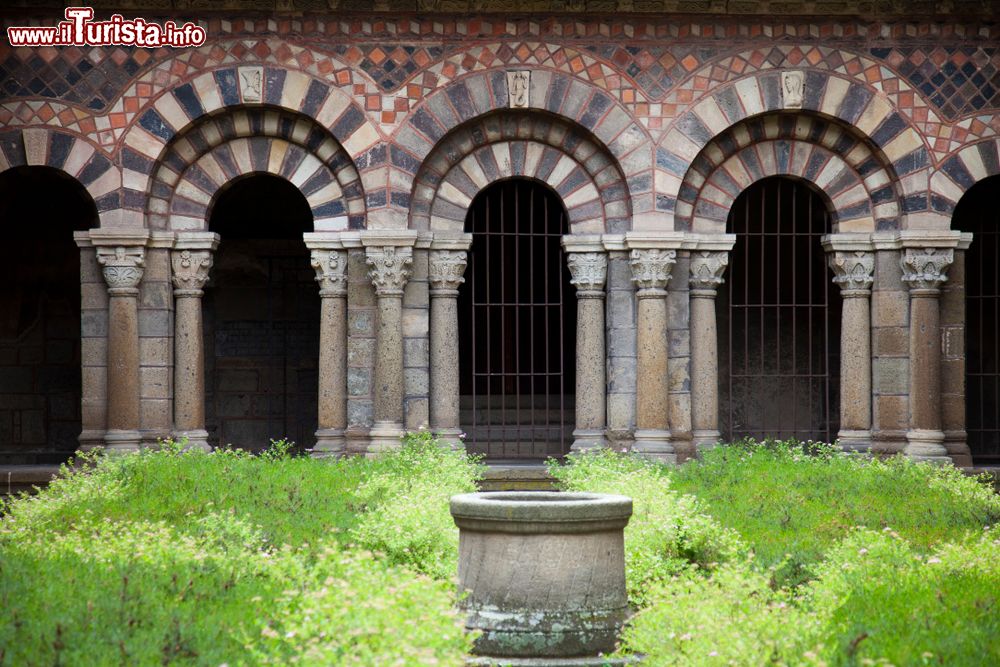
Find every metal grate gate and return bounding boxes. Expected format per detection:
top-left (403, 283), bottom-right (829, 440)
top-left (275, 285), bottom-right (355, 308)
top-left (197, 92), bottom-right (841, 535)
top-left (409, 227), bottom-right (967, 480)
top-left (458, 179), bottom-right (576, 459)
top-left (959, 175), bottom-right (1000, 464)
top-left (718, 177), bottom-right (841, 443)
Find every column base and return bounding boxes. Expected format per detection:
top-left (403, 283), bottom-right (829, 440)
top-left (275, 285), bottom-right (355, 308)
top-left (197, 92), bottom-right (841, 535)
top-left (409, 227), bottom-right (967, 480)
top-left (632, 429), bottom-right (677, 464)
top-left (103, 429), bottom-right (142, 454)
top-left (570, 429), bottom-right (608, 453)
top-left (904, 429), bottom-right (950, 463)
top-left (171, 429), bottom-right (211, 452)
top-left (367, 421), bottom-right (404, 456)
top-left (433, 427), bottom-right (465, 450)
top-left (836, 429), bottom-right (872, 454)
top-left (692, 429), bottom-right (722, 453)
top-left (312, 428), bottom-right (346, 458)
top-left (77, 429), bottom-right (106, 452)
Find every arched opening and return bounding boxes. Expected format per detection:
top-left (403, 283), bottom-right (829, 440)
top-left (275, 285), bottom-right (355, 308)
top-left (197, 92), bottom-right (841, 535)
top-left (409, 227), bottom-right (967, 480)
top-left (956, 174), bottom-right (1000, 465)
top-left (458, 179), bottom-right (577, 459)
top-left (0, 166), bottom-right (98, 464)
top-left (717, 176), bottom-right (841, 442)
top-left (204, 173), bottom-right (319, 452)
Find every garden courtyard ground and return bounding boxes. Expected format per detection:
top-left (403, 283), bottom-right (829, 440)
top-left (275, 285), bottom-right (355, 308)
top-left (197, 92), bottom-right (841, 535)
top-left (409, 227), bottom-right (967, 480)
top-left (1, 436), bottom-right (998, 666)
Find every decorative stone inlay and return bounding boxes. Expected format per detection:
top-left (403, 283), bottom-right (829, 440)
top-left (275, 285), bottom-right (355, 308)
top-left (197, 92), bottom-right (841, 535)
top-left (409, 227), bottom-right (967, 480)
top-left (689, 251), bottom-right (728, 292)
top-left (171, 249), bottom-right (213, 296)
top-left (238, 66), bottom-right (263, 103)
top-left (428, 250), bottom-right (468, 292)
top-left (629, 248), bottom-right (676, 294)
top-left (781, 70), bottom-right (804, 108)
top-left (566, 252), bottom-right (608, 294)
top-left (900, 248), bottom-right (954, 292)
top-left (365, 246), bottom-right (413, 296)
top-left (311, 249), bottom-right (348, 297)
top-left (97, 246), bottom-right (145, 295)
top-left (829, 250), bottom-right (875, 294)
top-left (506, 70), bottom-right (530, 108)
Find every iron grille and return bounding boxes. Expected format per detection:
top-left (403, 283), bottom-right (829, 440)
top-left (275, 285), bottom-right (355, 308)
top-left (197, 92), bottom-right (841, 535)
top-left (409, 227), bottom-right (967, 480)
top-left (960, 176), bottom-right (1000, 464)
top-left (458, 179), bottom-right (576, 459)
top-left (718, 177), bottom-right (841, 443)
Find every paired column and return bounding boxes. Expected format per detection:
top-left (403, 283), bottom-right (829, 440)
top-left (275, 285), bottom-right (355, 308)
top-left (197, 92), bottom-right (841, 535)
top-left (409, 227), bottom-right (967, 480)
top-left (566, 250), bottom-right (609, 452)
top-left (689, 251), bottom-right (728, 452)
top-left (629, 248), bottom-right (677, 462)
top-left (901, 247), bottom-right (954, 463)
top-left (310, 248), bottom-right (349, 458)
top-left (366, 245), bottom-right (413, 454)
top-left (96, 246), bottom-right (145, 452)
top-left (170, 236), bottom-right (217, 451)
top-left (828, 250), bottom-right (875, 452)
top-left (428, 248), bottom-right (469, 449)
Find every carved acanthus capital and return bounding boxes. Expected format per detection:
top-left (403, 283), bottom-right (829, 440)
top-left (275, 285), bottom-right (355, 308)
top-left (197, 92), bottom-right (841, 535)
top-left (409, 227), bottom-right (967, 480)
top-left (689, 251), bottom-right (728, 293)
top-left (365, 246), bottom-right (413, 296)
top-left (566, 251), bottom-right (607, 295)
top-left (428, 250), bottom-right (468, 293)
top-left (829, 250), bottom-right (874, 294)
top-left (97, 246), bottom-right (145, 295)
top-left (171, 249), bottom-right (213, 296)
top-left (629, 248), bottom-right (676, 294)
top-left (310, 249), bottom-right (348, 297)
top-left (900, 247), bottom-right (953, 293)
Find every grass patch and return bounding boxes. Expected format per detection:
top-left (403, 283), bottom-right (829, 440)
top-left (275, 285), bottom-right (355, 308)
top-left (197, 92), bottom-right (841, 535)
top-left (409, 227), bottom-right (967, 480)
top-left (0, 433), bottom-right (481, 666)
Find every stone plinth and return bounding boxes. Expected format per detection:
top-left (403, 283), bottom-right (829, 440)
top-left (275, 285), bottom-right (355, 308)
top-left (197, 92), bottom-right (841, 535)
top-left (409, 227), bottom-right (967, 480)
top-left (451, 491), bottom-right (633, 666)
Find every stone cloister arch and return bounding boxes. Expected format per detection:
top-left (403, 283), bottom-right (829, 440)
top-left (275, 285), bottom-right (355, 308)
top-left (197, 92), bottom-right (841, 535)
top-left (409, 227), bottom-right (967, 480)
top-left (674, 112), bottom-right (905, 233)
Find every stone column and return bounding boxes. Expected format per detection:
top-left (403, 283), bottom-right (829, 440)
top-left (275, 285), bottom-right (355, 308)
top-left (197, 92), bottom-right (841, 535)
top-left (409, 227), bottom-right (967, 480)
top-left (828, 250), bottom-right (875, 453)
top-left (566, 251), bottom-right (609, 452)
top-left (629, 248), bottom-right (677, 462)
top-left (366, 246), bottom-right (413, 454)
top-left (311, 248), bottom-right (349, 458)
top-left (901, 247), bottom-right (953, 463)
top-left (689, 251), bottom-right (728, 452)
top-left (428, 249), bottom-right (468, 449)
top-left (97, 246), bottom-right (145, 452)
top-left (170, 239), bottom-right (216, 451)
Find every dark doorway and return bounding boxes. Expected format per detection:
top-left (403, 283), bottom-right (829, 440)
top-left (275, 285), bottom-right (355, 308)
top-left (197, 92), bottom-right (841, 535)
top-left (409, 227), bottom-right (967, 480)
top-left (0, 166), bottom-right (98, 464)
top-left (205, 173), bottom-right (319, 452)
top-left (956, 174), bottom-right (1000, 465)
top-left (458, 179), bottom-right (576, 459)
top-left (717, 176), bottom-right (841, 443)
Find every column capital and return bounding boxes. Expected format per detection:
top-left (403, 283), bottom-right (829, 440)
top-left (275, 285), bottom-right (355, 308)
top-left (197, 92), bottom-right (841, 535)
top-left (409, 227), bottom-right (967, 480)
top-left (689, 250), bottom-right (728, 294)
top-left (429, 249), bottom-right (468, 294)
top-left (171, 249), bottom-right (213, 296)
top-left (365, 245), bottom-right (413, 296)
top-left (901, 247), bottom-right (953, 294)
top-left (311, 248), bottom-right (348, 297)
top-left (629, 248), bottom-right (675, 296)
top-left (828, 250), bottom-right (874, 296)
top-left (566, 251), bottom-right (607, 296)
top-left (97, 246), bottom-right (145, 296)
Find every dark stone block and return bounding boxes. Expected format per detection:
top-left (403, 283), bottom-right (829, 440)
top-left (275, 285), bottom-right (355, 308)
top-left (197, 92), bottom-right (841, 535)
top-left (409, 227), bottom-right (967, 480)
top-left (172, 83), bottom-right (204, 120)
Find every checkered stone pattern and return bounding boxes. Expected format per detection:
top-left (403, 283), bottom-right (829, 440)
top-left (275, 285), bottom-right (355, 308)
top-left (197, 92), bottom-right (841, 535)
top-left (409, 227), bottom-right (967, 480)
top-left (140, 107), bottom-right (365, 231)
top-left (410, 111), bottom-right (630, 233)
top-left (397, 70), bottom-right (651, 228)
top-left (657, 69), bottom-right (929, 221)
top-left (672, 114), bottom-right (903, 233)
top-left (931, 138), bottom-right (1000, 214)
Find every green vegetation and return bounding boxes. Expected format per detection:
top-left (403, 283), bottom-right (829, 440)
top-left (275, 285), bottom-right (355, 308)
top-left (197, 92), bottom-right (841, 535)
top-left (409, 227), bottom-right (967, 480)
top-left (0, 432), bottom-right (481, 666)
top-left (553, 440), bottom-right (1000, 666)
top-left (3, 436), bottom-right (998, 666)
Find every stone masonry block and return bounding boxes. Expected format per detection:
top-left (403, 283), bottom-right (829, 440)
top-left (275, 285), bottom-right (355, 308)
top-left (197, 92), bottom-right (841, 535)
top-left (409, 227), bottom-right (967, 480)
top-left (140, 336), bottom-right (171, 367)
top-left (138, 310), bottom-right (171, 337)
top-left (607, 392), bottom-right (635, 432)
top-left (348, 398), bottom-right (374, 427)
top-left (140, 398), bottom-right (171, 430)
top-left (404, 338), bottom-right (429, 367)
top-left (405, 396), bottom-right (429, 430)
top-left (402, 308), bottom-right (429, 337)
top-left (875, 394), bottom-right (909, 432)
top-left (608, 327), bottom-right (636, 357)
top-left (348, 309), bottom-right (374, 336)
top-left (81, 311), bottom-right (108, 337)
top-left (348, 338), bottom-right (376, 367)
top-left (404, 367), bottom-right (429, 395)
top-left (871, 290), bottom-right (908, 328)
top-left (874, 357), bottom-right (909, 395)
top-left (140, 366), bottom-right (171, 399)
top-left (606, 290), bottom-right (635, 328)
top-left (347, 367), bottom-right (371, 396)
top-left (873, 326), bottom-right (908, 357)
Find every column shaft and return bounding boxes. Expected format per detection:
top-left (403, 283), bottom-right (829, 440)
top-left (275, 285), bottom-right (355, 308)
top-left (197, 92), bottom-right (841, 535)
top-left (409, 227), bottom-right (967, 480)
top-left (689, 251), bottom-right (728, 451)
top-left (629, 248), bottom-right (676, 462)
top-left (901, 247), bottom-right (953, 462)
top-left (566, 250), bottom-right (608, 452)
top-left (171, 245), bottom-right (214, 451)
top-left (428, 249), bottom-right (469, 448)
top-left (97, 246), bottom-right (145, 452)
top-left (311, 248), bottom-right (348, 457)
